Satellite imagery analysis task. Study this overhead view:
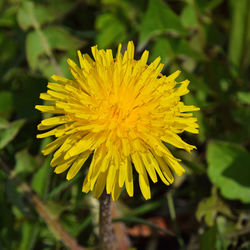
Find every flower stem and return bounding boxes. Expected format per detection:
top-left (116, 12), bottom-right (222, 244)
top-left (99, 193), bottom-right (114, 250)
top-left (167, 191), bottom-right (185, 250)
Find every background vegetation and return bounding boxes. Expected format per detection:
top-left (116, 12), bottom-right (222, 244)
top-left (0, 0), bottom-right (250, 249)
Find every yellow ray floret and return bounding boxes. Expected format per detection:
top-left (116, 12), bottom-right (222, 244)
top-left (36, 41), bottom-right (199, 201)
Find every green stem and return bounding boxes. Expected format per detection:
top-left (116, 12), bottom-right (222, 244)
top-left (167, 191), bottom-right (185, 250)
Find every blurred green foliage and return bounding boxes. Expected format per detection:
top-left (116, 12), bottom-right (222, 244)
top-left (0, 0), bottom-right (250, 249)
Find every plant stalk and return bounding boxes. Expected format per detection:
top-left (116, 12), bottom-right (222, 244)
top-left (99, 193), bottom-right (114, 250)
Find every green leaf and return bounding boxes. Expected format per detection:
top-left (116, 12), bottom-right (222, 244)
top-left (196, 187), bottom-right (233, 227)
top-left (150, 37), bottom-right (206, 65)
top-left (150, 38), bottom-right (175, 64)
top-left (26, 26), bottom-right (84, 70)
top-left (17, 1), bottom-right (55, 30)
top-left (95, 13), bottom-right (127, 49)
top-left (0, 5), bottom-right (18, 28)
top-left (0, 118), bottom-right (8, 129)
top-left (0, 119), bottom-right (25, 150)
top-left (207, 141), bottom-right (250, 203)
top-left (14, 149), bottom-right (38, 175)
top-left (228, 0), bottom-right (249, 76)
top-left (26, 30), bottom-right (44, 70)
top-left (0, 91), bottom-right (14, 118)
top-left (181, 4), bottom-right (198, 28)
top-left (196, 0), bottom-right (223, 12)
top-left (20, 222), bottom-right (39, 250)
top-left (31, 156), bottom-right (51, 197)
top-left (139, 0), bottom-right (187, 49)
top-left (37, 52), bottom-right (76, 79)
top-left (200, 225), bottom-right (217, 250)
top-left (237, 91), bottom-right (250, 105)
top-left (44, 26), bottom-right (84, 51)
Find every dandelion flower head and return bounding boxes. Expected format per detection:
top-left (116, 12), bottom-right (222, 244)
top-left (36, 41), bottom-right (199, 201)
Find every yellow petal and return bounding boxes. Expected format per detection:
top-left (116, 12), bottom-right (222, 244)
top-left (35, 105), bottom-right (64, 114)
top-left (141, 152), bottom-right (158, 183)
top-left (41, 116), bottom-right (69, 126)
top-left (139, 174), bottom-right (151, 200)
top-left (125, 160), bottom-right (133, 197)
top-left (54, 158), bottom-right (75, 174)
top-left (41, 135), bottom-right (67, 155)
top-left (106, 163), bottom-right (117, 194)
top-left (112, 175), bottom-right (122, 201)
top-left (66, 151), bottom-right (91, 180)
top-left (93, 170), bottom-right (108, 199)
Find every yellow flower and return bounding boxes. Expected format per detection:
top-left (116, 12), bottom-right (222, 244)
top-left (36, 41), bottom-right (199, 201)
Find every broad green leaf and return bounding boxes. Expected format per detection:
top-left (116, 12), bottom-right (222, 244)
top-left (0, 5), bottom-right (18, 28)
top-left (48, 0), bottom-right (75, 17)
top-left (95, 13), bottom-right (127, 49)
top-left (14, 149), bottom-right (38, 175)
top-left (150, 37), bottom-right (206, 65)
top-left (17, 1), bottom-right (55, 30)
top-left (150, 38), bottom-right (175, 64)
top-left (26, 26), bottom-right (84, 70)
top-left (20, 222), bottom-right (39, 250)
top-left (196, 187), bottom-right (233, 227)
top-left (200, 225), bottom-right (217, 250)
top-left (44, 26), bottom-right (84, 51)
top-left (139, 0), bottom-right (187, 49)
top-left (237, 91), bottom-right (250, 105)
top-left (196, 0), bottom-right (223, 12)
top-left (207, 141), bottom-right (250, 203)
top-left (0, 91), bottom-right (13, 118)
top-left (0, 119), bottom-right (25, 150)
top-left (31, 156), bottom-right (51, 198)
top-left (228, 0), bottom-right (249, 76)
top-left (26, 30), bottom-right (44, 70)
top-left (0, 118), bottom-right (8, 129)
top-left (181, 4), bottom-right (198, 28)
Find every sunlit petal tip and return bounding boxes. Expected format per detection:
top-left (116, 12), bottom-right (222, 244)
top-left (50, 74), bottom-right (58, 81)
